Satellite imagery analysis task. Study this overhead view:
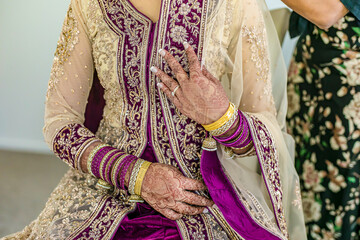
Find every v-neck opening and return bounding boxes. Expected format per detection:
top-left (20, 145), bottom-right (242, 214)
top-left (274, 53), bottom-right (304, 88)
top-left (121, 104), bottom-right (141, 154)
top-left (124, 0), bottom-right (163, 24)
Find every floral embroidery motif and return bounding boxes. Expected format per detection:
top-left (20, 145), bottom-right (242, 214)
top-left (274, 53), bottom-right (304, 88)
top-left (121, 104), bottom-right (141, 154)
top-left (98, 0), bottom-right (151, 156)
top-left (241, 24), bottom-right (273, 101)
top-left (48, 5), bottom-right (80, 98)
top-left (292, 180), bottom-right (303, 210)
top-left (53, 123), bottom-right (96, 170)
top-left (152, 0), bottom-right (208, 179)
top-left (71, 195), bottom-right (135, 239)
top-left (178, 215), bottom-right (207, 240)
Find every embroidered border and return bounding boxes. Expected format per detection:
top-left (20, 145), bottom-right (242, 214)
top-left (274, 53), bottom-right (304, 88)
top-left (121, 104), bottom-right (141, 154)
top-left (67, 195), bottom-right (136, 240)
top-left (150, 0), bottom-right (209, 179)
top-left (53, 123), bottom-right (96, 170)
top-left (244, 113), bottom-right (288, 237)
top-left (98, 0), bottom-right (152, 156)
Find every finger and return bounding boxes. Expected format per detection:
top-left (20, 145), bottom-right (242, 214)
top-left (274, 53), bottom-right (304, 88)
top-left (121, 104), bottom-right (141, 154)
top-left (151, 66), bottom-right (179, 91)
top-left (153, 69), bottom-right (180, 94)
top-left (183, 42), bottom-right (202, 77)
top-left (157, 82), bottom-right (176, 101)
top-left (159, 208), bottom-right (183, 221)
top-left (158, 49), bottom-right (188, 83)
top-left (171, 202), bottom-right (205, 216)
top-left (182, 191), bottom-right (214, 207)
top-left (180, 176), bottom-right (207, 191)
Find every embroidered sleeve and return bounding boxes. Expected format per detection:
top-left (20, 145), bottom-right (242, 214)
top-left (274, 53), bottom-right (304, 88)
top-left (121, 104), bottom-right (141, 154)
top-left (44, 0), bottom-right (97, 170)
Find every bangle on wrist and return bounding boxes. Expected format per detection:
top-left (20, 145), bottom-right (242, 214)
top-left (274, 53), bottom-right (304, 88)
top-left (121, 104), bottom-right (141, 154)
top-left (128, 159), bottom-right (145, 195)
top-left (134, 161), bottom-right (152, 195)
top-left (87, 144), bottom-right (107, 177)
top-left (202, 102), bottom-right (236, 132)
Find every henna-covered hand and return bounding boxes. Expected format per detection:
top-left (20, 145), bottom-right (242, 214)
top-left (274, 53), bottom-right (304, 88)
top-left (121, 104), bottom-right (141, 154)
top-left (141, 163), bottom-right (214, 220)
top-left (151, 43), bottom-right (230, 125)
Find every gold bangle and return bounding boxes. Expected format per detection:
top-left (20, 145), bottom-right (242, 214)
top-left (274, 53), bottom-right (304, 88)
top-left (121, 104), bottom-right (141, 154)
top-left (128, 159), bottom-right (144, 195)
top-left (202, 103), bottom-right (235, 132)
top-left (210, 109), bottom-right (238, 136)
top-left (134, 161), bottom-right (152, 196)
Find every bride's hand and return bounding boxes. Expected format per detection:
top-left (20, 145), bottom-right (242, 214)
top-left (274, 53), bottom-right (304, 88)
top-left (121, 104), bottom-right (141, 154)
top-left (151, 43), bottom-right (229, 125)
top-left (140, 163), bottom-right (213, 220)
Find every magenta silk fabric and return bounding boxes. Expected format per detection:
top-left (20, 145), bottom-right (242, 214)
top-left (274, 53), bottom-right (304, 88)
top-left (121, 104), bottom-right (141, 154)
top-left (200, 149), bottom-right (281, 240)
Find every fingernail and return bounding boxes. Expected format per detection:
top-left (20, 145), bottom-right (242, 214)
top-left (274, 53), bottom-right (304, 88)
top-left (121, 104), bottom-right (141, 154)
top-left (157, 82), bottom-right (163, 88)
top-left (203, 208), bottom-right (209, 214)
top-left (150, 66), bottom-right (158, 73)
top-left (158, 49), bottom-right (166, 57)
top-left (211, 204), bottom-right (216, 208)
top-left (183, 42), bottom-right (189, 50)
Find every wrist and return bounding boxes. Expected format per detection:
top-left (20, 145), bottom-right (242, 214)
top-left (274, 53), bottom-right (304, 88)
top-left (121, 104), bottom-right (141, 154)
top-left (128, 159), bottom-right (152, 196)
top-left (202, 102), bottom-right (236, 134)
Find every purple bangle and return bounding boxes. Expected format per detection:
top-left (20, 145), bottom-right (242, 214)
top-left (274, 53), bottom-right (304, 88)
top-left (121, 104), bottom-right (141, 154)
top-left (114, 155), bottom-right (127, 189)
top-left (91, 146), bottom-right (113, 178)
top-left (222, 121), bottom-right (250, 148)
top-left (214, 116), bottom-right (243, 142)
top-left (214, 111), bottom-right (248, 144)
top-left (102, 150), bottom-right (122, 182)
top-left (106, 152), bottom-right (125, 183)
top-left (119, 156), bottom-right (137, 190)
top-left (115, 156), bottom-right (131, 189)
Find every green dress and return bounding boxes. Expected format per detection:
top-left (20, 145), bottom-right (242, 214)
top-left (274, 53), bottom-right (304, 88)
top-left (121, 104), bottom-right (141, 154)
top-left (286, 9), bottom-right (360, 240)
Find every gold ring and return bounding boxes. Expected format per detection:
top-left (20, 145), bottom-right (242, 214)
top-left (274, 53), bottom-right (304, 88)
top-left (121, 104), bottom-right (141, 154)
top-left (171, 85), bottom-right (180, 97)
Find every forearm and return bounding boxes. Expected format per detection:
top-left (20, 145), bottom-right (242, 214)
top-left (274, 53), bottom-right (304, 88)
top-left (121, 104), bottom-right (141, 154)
top-left (282, 0), bottom-right (348, 29)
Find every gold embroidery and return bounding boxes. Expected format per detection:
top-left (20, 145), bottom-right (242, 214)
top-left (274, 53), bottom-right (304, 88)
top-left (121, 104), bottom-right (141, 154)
top-left (47, 5), bottom-right (80, 98)
top-left (241, 22), bottom-right (275, 112)
top-left (98, 0), bottom-right (151, 156)
top-left (245, 113), bottom-right (288, 237)
top-left (203, 0), bottom-right (234, 81)
top-left (292, 180), bottom-right (303, 210)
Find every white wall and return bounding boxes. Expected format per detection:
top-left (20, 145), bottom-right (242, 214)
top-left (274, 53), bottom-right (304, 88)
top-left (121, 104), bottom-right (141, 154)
top-left (0, 0), bottom-right (70, 153)
top-left (0, 0), bottom-right (297, 154)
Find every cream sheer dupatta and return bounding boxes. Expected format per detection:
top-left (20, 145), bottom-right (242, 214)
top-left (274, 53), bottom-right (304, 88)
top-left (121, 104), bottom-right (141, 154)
top-left (202, 0), bottom-right (306, 239)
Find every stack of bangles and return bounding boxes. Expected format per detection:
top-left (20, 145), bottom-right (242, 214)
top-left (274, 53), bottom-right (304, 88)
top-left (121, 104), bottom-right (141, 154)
top-left (87, 144), bottom-right (152, 202)
top-left (202, 103), bottom-right (253, 151)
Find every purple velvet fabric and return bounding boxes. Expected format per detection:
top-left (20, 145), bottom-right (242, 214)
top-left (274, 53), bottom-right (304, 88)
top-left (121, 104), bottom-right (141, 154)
top-left (113, 203), bottom-right (181, 240)
top-left (84, 70), bottom-right (105, 134)
top-left (200, 150), bottom-right (282, 240)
